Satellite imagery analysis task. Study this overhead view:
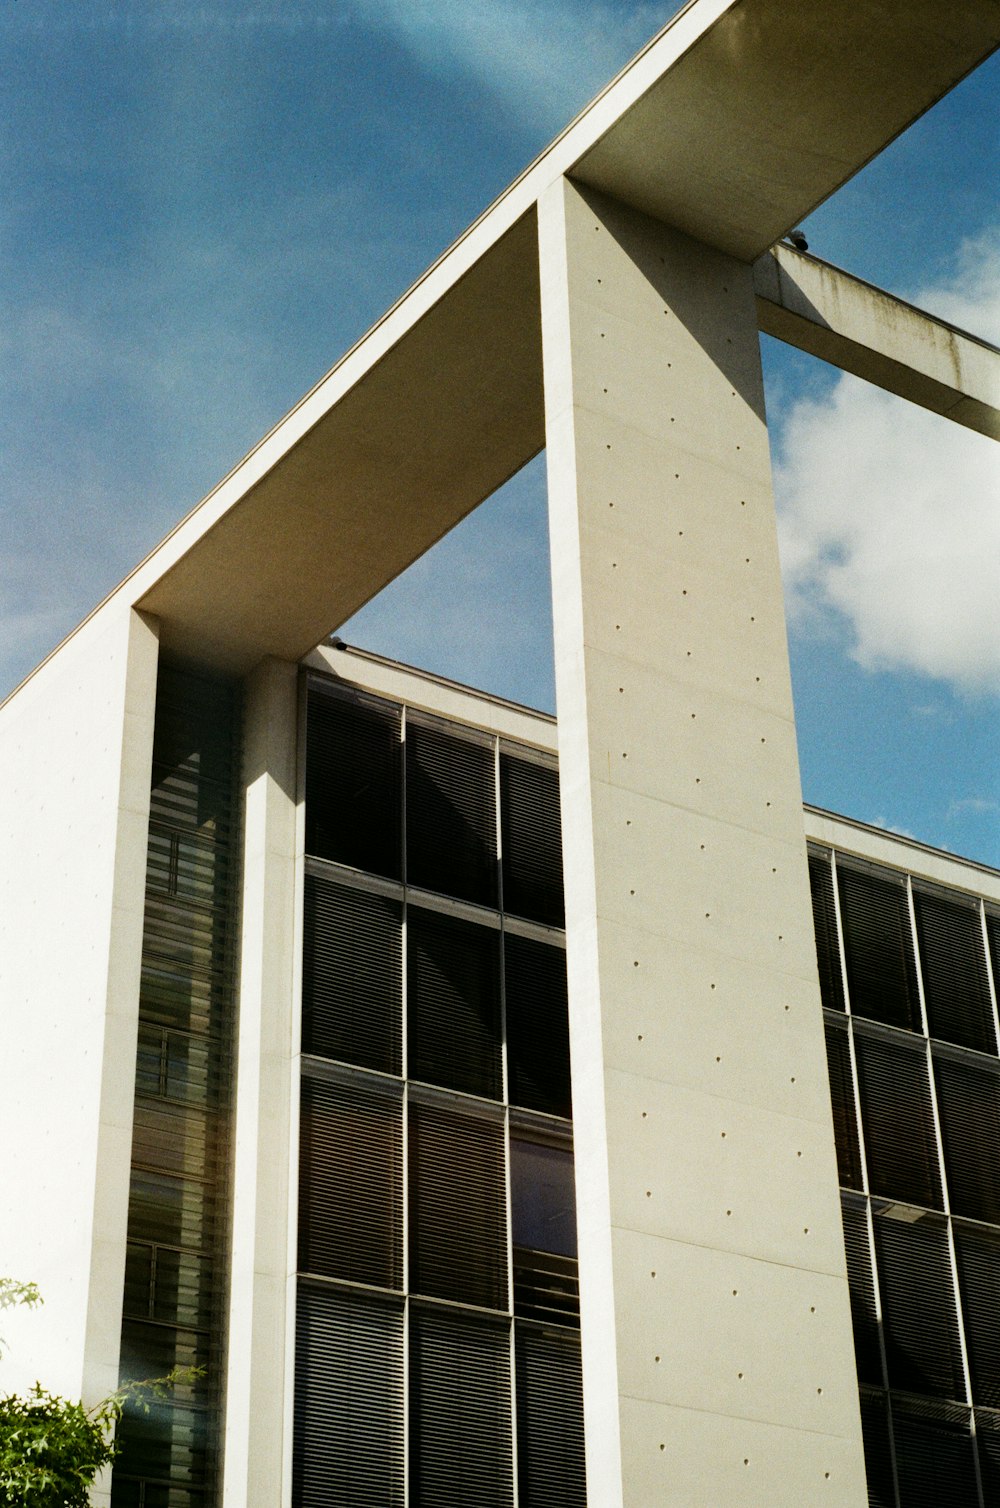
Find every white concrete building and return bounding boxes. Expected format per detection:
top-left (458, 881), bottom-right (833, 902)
top-left (1, 3), bottom-right (999, 1505)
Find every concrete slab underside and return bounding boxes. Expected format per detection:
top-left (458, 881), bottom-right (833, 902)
top-left (540, 178), bottom-right (867, 1506)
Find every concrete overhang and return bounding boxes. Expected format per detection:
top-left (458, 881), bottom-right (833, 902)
top-left (14, 0), bottom-right (1000, 686)
top-left (755, 245), bottom-right (1000, 440)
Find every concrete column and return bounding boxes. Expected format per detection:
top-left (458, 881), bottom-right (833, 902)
top-left (223, 658), bottom-right (301, 1508)
top-left (539, 177), bottom-right (867, 1507)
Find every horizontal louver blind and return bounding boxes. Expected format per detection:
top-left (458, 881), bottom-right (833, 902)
top-left (809, 853), bottom-right (845, 1012)
top-left (293, 1283), bottom-right (404, 1508)
top-left (824, 1022), bottom-right (863, 1190)
top-left (298, 1076), bottom-right (402, 1289)
top-left (976, 1410), bottom-right (1000, 1501)
top-left (302, 875), bottom-right (402, 1074)
top-left (914, 888), bottom-right (995, 1053)
top-left (890, 1403), bottom-right (979, 1508)
top-left (506, 933), bottom-right (571, 1117)
top-left (406, 723), bottom-right (497, 906)
top-left (854, 1032), bottom-right (942, 1209)
top-left (858, 1390), bottom-right (895, 1508)
top-left (954, 1228), bottom-right (1000, 1408)
top-left (515, 1324), bottom-right (586, 1507)
top-left (500, 754), bottom-right (564, 927)
top-left (933, 1053), bottom-right (1000, 1224)
top-left (874, 1216), bottom-right (965, 1402)
top-left (837, 863), bottom-right (921, 1030)
top-left (306, 689), bottom-right (401, 879)
top-left (841, 1202), bottom-right (883, 1386)
top-left (407, 907), bottom-right (501, 1099)
top-left (409, 1100), bottom-right (507, 1310)
top-left (409, 1307), bottom-right (513, 1508)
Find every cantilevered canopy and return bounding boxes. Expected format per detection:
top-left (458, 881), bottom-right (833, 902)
top-left (28, 0), bottom-right (1000, 678)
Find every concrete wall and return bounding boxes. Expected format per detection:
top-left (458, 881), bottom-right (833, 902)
top-left (0, 606), bottom-right (158, 1412)
top-left (540, 177), bottom-right (867, 1506)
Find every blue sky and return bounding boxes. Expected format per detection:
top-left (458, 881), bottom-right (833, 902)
top-left (2, 2), bottom-right (998, 864)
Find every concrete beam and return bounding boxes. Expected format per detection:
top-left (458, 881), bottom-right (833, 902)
top-left (755, 244), bottom-right (1000, 438)
top-left (5, 0), bottom-right (998, 697)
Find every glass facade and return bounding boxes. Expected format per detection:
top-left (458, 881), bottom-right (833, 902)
top-left (811, 846), bottom-right (1000, 1508)
top-left (112, 666), bottom-right (241, 1508)
top-left (294, 675), bottom-right (585, 1508)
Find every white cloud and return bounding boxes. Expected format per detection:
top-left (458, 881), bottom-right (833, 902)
top-left (339, 0), bottom-right (668, 130)
top-left (774, 227), bottom-right (1000, 696)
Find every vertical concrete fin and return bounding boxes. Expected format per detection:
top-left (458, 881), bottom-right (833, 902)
top-left (540, 175), bottom-right (868, 1506)
top-left (224, 657), bottom-right (301, 1507)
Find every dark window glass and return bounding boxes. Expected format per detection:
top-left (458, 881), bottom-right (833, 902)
top-left (874, 1215), bottom-right (965, 1402)
top-left (914, 888), bottom-right (995, 1054)
top-left (854, 1032), bottom-right (942, 1209)
top-left (123, 1243), bottom-right (213, 1331)
top-left (809, 852), bottom-right (845, 1011)
top-left (837, 864), bottom-right (921, 1031)
top-left (505, 933), bottom-right (572, 1118)
top-left (500, 753), bottom-right (564, 927)
top-left (891, 1402), bottom-right (979, 1508)
top-left (407, 907), bottom-right (501, 1099)
top-left (292, 1284), bottom-right (404, 1508)
top-left (934, 1053), bottom-right (1000, 1225)
top-left (511, 1134), bottom-right (578, 1324)
top-left (406, 722), bottom-right (497, 906)
top-left (131, 1102), bottom-right (219, 1183)
top-left (409, 1100), bottom-right (507, 1311)
top-left (515, 1324), bottom-right (586, 1507)
top-left (306, 690), bottom-right (401, 879)
top-left (409, 1307), bottom-right (513, 1508)
top-left (954, 1227), bottom-right (1000, 1409)
top-left (298, 1076), bottom-right (403, 1290)
top-left (302, 875), bottom-right (402, 1074)
top-left (841, 1202), bottom-right (883, 1387)
top-left (128, 1171), bottom-right (218, 1254)
top-left (824, 1022), bottom-right (863, 1189)
top-left (113, 1400), bottom-right (212, 1495)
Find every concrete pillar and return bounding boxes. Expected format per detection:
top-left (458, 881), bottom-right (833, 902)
top-left (224, 658), bottom-right (301, 1508)
top-left (539, 177), bottom-right (867, 1507)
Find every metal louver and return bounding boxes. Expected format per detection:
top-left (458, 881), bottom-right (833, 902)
top-left (954, 1227), bottom-right (1000, 1408)
top-left (913, 888), bottom-right (995, 1053)
top-left (873, 1215), bottom-right (965, 1403)
top-left (409, 1099), bottom-right (508, 1310)
top-left (841, 1201), bottom-right (883, 1386)
top-left (306, 687), bottom-right (401, 879)
top-left (292, 1283), bottom-right (404, 1508)
top-left (302, 873), bottom-right (402, 1074)
top-left (406, 721), bottom-right (497, 906)
top-left (933, 1052), bottom-right (1000, 1225)
top-left (298, 1074), bottom-right (403, 1289)
top-left (500, 752), bottom-right (564, 926)
top-left (409, 1306), bottom-right (513, 1508)
top-left (854, 1031), bottom-right (942, 1210)
top-left (858, 1389), bottom-right (896, 1508)
top-left (809, 851), bottom-right (845, 1011)
top-left (515, 1323), bottom-right (586, 1507)
top-left (407, 906), bottom-right (502, 1099)
top-left (824, 1021), bottom-right (863, 1189)
top-left (837, 863), bottom-right (921, 1030)
top-left (890, 1400), bottom-right (979, 1508)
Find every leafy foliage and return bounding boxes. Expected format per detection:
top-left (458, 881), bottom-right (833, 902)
top-left (0, 1279), bottom-right (202, 1506)
top-left (0, 1278), bottom-right (43, 1361)
top-left (0, 1385), bottom-right (118, 1507)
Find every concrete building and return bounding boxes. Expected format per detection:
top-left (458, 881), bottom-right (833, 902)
top-left (1, 2), bottom-right (999, 1505)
